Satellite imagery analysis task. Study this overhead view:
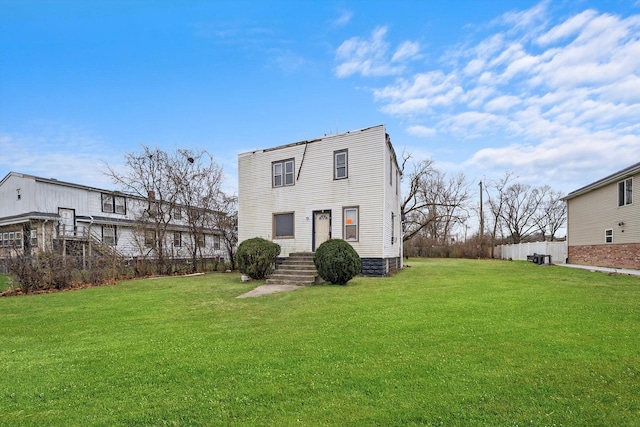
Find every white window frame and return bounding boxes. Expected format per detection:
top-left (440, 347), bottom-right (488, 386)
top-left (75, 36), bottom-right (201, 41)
top-left (334, 149), bottom-right (348, 180)
top-left (102, 226), bottom-right (117, 246)
top-left (213, 235), bottom-right (221, 250)
top-left (102, 193), bottom-right (126, 214)
top-left (618, 178), bottom-right (632, 207)
top-left (273, 159), bottom-right (295, 187)
top-left (605, 229), bottom-right (613, 243)
top-left (174, 231), bottom-right (182, 247)
top-left (273, 212), bottom-right (295, 239)
top-left (343, 207), bottom-right (359, 242)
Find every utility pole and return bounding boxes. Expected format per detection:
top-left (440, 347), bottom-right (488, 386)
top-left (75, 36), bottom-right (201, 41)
top-left (479, 180), bottom-right (484, 258)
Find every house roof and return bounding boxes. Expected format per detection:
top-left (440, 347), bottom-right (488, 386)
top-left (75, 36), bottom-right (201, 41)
top-left (563, 161), bottom-right (640, 201)
top-left (237, 124), bottom-right (403, 175)
top-left (0, 171), bottom-right (129, 196)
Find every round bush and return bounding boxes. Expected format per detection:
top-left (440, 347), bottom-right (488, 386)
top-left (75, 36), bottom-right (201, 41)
top-left (236, 237), bottom-right (281, 280)
top-left (313, 239), bottom-right (361, 285)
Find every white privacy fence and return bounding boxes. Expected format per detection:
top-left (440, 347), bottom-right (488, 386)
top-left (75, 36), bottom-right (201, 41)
top-left (496, 241), bottom-right (568, 264)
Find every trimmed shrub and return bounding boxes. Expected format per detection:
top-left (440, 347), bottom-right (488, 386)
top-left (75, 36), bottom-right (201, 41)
top-left (236, 237), bottom-right (281, 280)
top-left (314, 239), bottom-right (361, 285)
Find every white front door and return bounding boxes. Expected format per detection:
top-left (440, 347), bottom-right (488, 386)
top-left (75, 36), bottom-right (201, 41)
top-left (314, 211), bottom-right (331, 250)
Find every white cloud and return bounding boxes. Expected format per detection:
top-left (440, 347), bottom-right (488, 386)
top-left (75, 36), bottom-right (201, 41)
top-left (333, 9), bottom-right (353, 27)
top-left (392, 41), bottom-right (421, 62)
top-left (406, 125), bottom-right (436, 137)
top-left (337, 1), bottom-right (640, 190)
top-left (334, 26), bottom-right (420, 77)
top-left (0, 125), bottom-right (119, 189)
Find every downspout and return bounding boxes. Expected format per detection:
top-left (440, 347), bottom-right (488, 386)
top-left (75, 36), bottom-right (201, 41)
top-left (42, 219), bottom-right (47, 251)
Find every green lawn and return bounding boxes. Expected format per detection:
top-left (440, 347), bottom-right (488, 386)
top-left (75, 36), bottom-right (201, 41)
top-left (0, 274), bottom-right (10, 292)
top-left (1, 259), bottom-right (639, 426)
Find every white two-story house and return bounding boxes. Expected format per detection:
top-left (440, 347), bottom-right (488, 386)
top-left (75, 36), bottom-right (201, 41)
top-left (0, 172), bottom-right (226, 266)
top-left (238, 124), bottom-right (403, 276)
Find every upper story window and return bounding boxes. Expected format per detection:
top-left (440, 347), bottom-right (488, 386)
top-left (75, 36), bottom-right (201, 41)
top-left (273, 159), bottom-right (295, 187)
top-left (174, 207), bottom-right (182, 220)
top-left (334, 150), bottom-right (347, 180)
top-left (102, 226), bottom-right (117, 246)
top-left (102, 193), bottom-right (126, 214)
top-left (618, 178), bottom-right (632, 206)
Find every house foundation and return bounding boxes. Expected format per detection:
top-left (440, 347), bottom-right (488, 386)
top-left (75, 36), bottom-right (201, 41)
top-left (568, 243), bottom-right (640, 270)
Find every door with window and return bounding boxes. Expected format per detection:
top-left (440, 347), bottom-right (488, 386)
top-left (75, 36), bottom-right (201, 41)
top-left (58, 208), bottom-right (76, 237)
top-left (313, 210), bottom-right (331, 251)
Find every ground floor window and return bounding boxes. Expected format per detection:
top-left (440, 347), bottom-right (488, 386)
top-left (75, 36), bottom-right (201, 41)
top-left (197, 234), bottom-right (205, 247)
top-left (145, 230), bottom-right (156, 247)
top-left (273, 212), bottom-right (294, 238)
top-left (213, 235), bottom-right (221, 250)
top-left (605, 229), bottom-right (613, 243)
top-left (344, 207), bottom-right (359, 241)
top-left (174, 231), bottom-right (182, 247)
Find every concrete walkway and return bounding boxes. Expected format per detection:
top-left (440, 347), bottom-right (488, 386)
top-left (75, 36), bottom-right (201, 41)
top-left (237, 284), bottom-right (306, 298)
top-left (557, 263), bottom-right (640, 277)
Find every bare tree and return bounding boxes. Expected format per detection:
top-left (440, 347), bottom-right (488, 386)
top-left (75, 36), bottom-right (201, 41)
top-left (534, 188), bottom-right (567, 241)
top-left (484, 172), bottom-right (515, 256)
top-left (213, 193), bottom-right (238, 270)
top-left (500, 183), bottom-right (549, 244)
top-left (106, 146), bottom-right (180, 274)
top-left (170, 149), bottom-right (224, 272)
top-left (400, 154), bottom-right (436, 242)
top-left (400, 152), bottom-right (471, 258)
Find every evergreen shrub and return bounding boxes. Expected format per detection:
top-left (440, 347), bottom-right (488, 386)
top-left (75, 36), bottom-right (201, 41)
top-left (314, 239), bottom-right (361, 285)
top-left (236, 237), bottom-right (281, 280)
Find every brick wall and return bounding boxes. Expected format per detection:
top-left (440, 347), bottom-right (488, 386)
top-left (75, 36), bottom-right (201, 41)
top-left (568, 243), bottom-right (640, 270)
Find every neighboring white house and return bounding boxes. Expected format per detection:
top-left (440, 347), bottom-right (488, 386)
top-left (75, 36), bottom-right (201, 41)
top-left (563, 161), bottom-right (640, 270)
top-left (0, 172), bottom-right (226, 264)
top-left (238, 124), bottom-right (403, 276)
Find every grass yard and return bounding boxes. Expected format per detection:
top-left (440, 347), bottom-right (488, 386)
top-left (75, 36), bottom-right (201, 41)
top-left (1, 259), bottom-right (639, 426)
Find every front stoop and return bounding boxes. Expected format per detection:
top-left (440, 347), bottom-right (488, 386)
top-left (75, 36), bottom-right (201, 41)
top-left (266, 252), bottom-right (323, 285)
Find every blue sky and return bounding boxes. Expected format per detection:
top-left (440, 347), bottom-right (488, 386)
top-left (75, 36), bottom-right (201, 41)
top-left (1, 0), bottom-right (639, 198)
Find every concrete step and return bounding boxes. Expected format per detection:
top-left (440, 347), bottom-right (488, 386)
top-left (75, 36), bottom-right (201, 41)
top-left (267, 253), bottom-right (321, 285)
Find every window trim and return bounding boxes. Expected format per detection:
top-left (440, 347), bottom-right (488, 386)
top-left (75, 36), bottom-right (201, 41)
top-left (273, 212), bottom-right (295, 239)
top-left (343, 206), bottom-right (359, 242)
top-left (605, 228), bottom-right (613, 244)
top-left (618, 178), bottom-right (633, 207)
top-left (174, 231), bottom-right (182, 247)
top-left (334, 149), bottom-right (348, 180)
top-left (273, 159), bottom-right (295, 187)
